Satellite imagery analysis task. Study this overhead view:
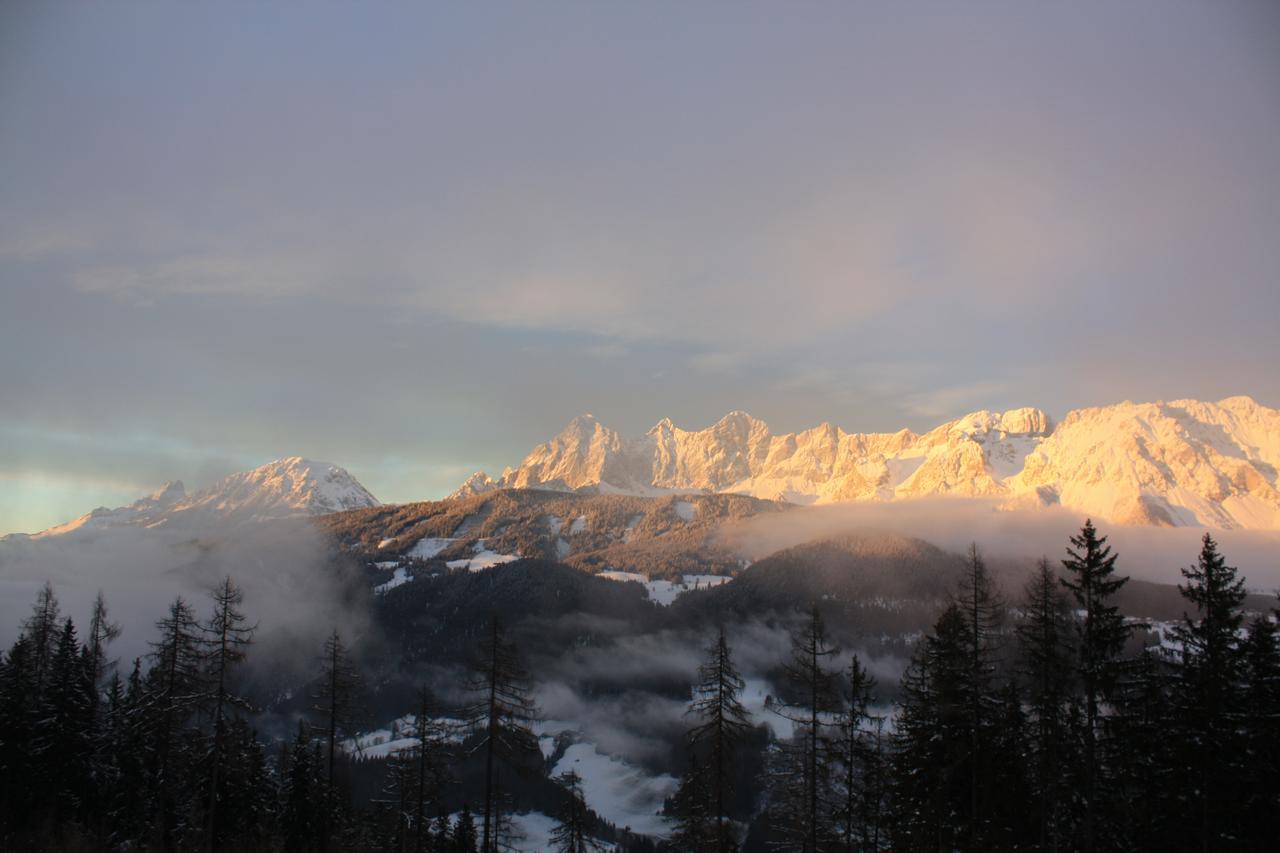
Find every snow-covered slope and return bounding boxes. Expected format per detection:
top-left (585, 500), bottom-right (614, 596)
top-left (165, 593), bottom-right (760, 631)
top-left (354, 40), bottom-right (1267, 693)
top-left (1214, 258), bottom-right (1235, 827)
top-left (452, 397), bottom-right (1280, 530)
top-left (25, 456), bottom-right (379, 538)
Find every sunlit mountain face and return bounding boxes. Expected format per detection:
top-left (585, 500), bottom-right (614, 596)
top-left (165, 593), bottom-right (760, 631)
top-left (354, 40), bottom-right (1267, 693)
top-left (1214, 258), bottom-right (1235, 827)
top-left (2, 2), bottom-right (1278, 851)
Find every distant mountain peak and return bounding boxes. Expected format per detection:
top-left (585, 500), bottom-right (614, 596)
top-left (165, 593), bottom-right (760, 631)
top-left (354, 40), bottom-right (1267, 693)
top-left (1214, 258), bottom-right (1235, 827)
top-left (452, 397), bottom-right (1280, 530)
top-left (24, 456), bottom-right (379, 539)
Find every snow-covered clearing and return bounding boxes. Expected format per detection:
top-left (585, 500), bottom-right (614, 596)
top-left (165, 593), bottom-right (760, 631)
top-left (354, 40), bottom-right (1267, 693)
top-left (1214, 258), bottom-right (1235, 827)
top-left (597, 570), bottom-right (731, 605)
top-left (407, 537), bottom-right (454, 559)
top-left (446, 540), bottom-right (521, 572)
top-left (569, 515), bottom-right (587, 534)
top-left (673, 500), bottom-right (696, 521)
top-left (344, 716), bottom-right (466, 759)
top-left (374, 566), bottom-right (411, 594)
top-left (552, 742), bottom-right (676, 837)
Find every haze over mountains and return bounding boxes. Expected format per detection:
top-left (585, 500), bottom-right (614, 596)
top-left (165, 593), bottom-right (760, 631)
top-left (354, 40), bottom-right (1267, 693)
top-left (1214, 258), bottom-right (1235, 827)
top-left (452, 396), bottom-right (1280, 531)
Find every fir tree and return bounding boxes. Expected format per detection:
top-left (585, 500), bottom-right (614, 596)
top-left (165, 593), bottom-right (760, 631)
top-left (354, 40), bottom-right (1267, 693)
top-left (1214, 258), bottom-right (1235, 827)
top-left (1239, 612), bottom-right (1280, 848)
top-left (452, 805), bottom-right (479, 853)
top-left (388, 685), bottom-right (453, 853)
top-left (85, 588), bottom-right (122, 696)
top-left (673, 624), bottom-right (751, 852)
top-left (955, 544), bottom-right (1004, 848)
top-left (461, 617), bottom-right (538, 853)
top-left (549, 768), bottom-right (601, 853)
top-left (831, 655), bottom-right (880, 852)
top-left (314, 628), bottom-right (362, 790)
top-left (281, 721), bottom-right (324, 853)
top-left (890, 604), bottom-right (972, 852)
top-left (1170, 534), bottom-right (1248, 851)
top-left (22, 581), bottom-right (61, 700)
top-left (771, 606), bottom-right (840, 852)
top-left (146, 596), bottom-right (206, 853)
top-left (1060, 519), bottom-right (1130, 853)
top-left (1016, 557), bottom-right (1076, 851)
top-left (0, 635), bottom-right (39, 837)
top-left (200, 576), bottom-right (256, 852)
top-left (1107, 648), bottom-right (1172, 852)
top-left (34, 619), bottom-right (95, 833)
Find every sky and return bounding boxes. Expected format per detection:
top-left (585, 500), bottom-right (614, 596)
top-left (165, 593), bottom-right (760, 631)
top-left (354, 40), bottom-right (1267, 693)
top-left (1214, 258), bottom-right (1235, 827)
top-left (1, 1), bottom-right (1278, 535)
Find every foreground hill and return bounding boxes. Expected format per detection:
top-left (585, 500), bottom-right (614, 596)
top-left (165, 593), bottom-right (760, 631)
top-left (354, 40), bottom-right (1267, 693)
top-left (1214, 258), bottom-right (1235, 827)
top-left (451, 396), bottom-right (1280, 530)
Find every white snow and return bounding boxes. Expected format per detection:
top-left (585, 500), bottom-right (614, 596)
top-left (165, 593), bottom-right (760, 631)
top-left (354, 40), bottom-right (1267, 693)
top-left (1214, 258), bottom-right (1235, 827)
top-left (407, 537), bottom-right (454, 560)
top-left (374, 567), bottom-right (411, 594)
top-left (344, 716), bottom-right (466, 758)
top-left (597, 571), bottom-right (732, 606)
top-left (555, 538), bottom-right (571, 559)
top-left (546, 515), bottom-right (564, 535)
top-left (445, 397), bottom-right (1280, 531)
top-left (446, 548), bottom-right (520, 572)
top-left (552, 742), bottom-right (677, 837)
top-left (569, 515), bottom-right (588, 534)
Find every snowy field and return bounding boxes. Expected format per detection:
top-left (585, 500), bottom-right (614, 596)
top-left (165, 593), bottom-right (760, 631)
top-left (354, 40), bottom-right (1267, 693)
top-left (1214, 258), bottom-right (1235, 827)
top-left (598, 570), bottom-right (732, 605)
top-left (551, 742), bottom-right (676, 837)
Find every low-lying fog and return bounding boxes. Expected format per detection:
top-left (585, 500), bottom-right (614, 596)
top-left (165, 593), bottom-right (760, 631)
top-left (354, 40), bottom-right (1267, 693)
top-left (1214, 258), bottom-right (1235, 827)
top-left (723, 498), bottom-right (1280, 592)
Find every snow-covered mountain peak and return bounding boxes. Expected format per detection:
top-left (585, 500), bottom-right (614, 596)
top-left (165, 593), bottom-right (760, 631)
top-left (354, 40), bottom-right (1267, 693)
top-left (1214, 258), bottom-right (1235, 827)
top-left (187, 456), bottom-right (380, 519)
top-left (23, 457), bottom-right (379, 539)
top-left (454, 397), bottom-right (1280, 530)
top-left (140, 479), bottom-right (186, 508)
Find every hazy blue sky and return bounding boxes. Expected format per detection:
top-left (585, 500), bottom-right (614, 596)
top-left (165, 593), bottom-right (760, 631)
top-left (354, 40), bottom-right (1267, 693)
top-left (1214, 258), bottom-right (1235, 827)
top-left (2, 1), bottom-right (1278, 534)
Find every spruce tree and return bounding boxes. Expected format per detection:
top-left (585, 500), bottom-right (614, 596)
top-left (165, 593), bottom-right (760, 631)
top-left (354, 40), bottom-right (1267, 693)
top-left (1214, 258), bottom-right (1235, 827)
top-left (452, 805), bottom-right (479, 853)
top-left (282, 721), bottom-right (323, 853)
top-left (955, 544), bottom-right (1004, 848)
top-left (1016, 557), bottom-right (1076, 851)
top-left (389, 686), bottom-right (452, 853)
top-left (461, 617), bottom-right (538, 853)
top-left (1060, 519), bottom-right (1129, 853)
top-left (85, 589), bottom-right (122, 696)
top-left (1106, 648), bottom-right (1172, 852)
top-left (1170, 534), bottom-right (1248, 851)
top-left (549, 768), bottom-right (601, 853)
top-left (0, 636), bottom-right (39, 838)
top-left (22, 581), bottom-right (61, 700)
top-left (1239, 612), bottom-right (1280, 848)
top-left (890, 604), bottom-right (971, 852)
top-left (34, 619), bottom-right (95, 833)
top-left (771, 606), bottom-right (840, 852)
top-left (831, 655), bottom-right (880, 852)
top-left (201, 576), bottom-right (256, 852)
top-left (314, 628), bottom-right (362, 790)
top-left (146, 596), bottom-right (206, 853)
top-left (673, 624), bottom-right (751, 852)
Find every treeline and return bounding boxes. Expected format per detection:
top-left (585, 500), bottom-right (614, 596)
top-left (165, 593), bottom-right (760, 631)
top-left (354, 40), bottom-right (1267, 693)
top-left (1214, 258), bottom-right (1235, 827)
top-left (0, 579), bottom-right (610, 852)
top-left (3, 520), bottom-right (1278, 852)
top-left (667, 521), bottom-right (1279, 852)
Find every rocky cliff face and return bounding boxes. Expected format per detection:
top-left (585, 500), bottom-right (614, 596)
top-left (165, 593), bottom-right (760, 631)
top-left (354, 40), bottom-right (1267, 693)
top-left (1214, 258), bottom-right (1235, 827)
top-left (452, 397), bottom-right (1280, 530)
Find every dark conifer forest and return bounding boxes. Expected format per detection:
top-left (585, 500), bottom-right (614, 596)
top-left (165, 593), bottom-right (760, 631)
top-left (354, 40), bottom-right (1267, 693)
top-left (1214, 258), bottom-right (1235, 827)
top-left (1, 522), bottom-right (1276, 852)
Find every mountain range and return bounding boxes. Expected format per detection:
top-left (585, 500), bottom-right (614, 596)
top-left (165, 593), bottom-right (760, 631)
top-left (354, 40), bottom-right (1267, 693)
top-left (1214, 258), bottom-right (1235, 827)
top-left (11, 396), bottom-right (1280, 539)
top-left (451, 396), bottom-right (1280, 530)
